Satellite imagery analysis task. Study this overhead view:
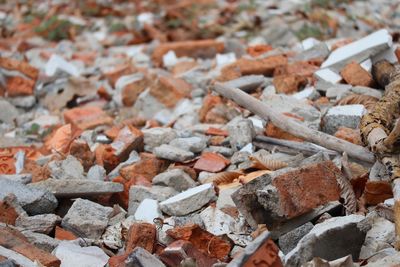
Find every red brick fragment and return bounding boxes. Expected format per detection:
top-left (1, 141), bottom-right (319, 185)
top-left (0, 199), bottom-right (18, 225)
top-left (247, 44), bottom-right (273, 57)
top-left (340, 61), bottom-right (374, 87)
top-left (271, 161), bottom-right (341, 219)
top-left (0, 57), bottom-right (39, 80)
top-left (363, 181), bottom-right (393, 205)
top-left (121, 76), bottom-right (149, 107)
top-left (205, 127), bottom-right (229, 137)
top-left (159, 240), bottom-right (217, 267)
top-left (0, 227), bottom-right (61, 266)
top-left (120, 153), bottom-right (169, 182)
top-left (152, 40), bottom-right (224, 66)
top-left (63, 106), bottom-right (113, 131)
top-left (6, 76), bottom-right (35, 96)
top-left (265, 113), bottom-right (304, 142)
top-left (110, 125), bottom-right (144, 162)
top-left (149, 76), bottom-right (192, 108)
top-left (334, 127), bottom-right (362, 145)
top-left (55, 226), bottom-right (77, 241)
top-left (239, 238), bottom-right (283, 267)
top-left (104, 64), bottom-right (137, 88)
top-left (166, 224), bottom-right (231, 260)
top-left (272, 74), bottom-right (308, 94)
top-left (194, 152), bottom-right (230, 173)
top-left (125, 222), bottom-right (156, 253)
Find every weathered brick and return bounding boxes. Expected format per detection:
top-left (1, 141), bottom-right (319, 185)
top-left (334, 126), bottom-right (362, 145)
top-left (340, 61), bottom-right (374, 87)
top-left (125, 222), bottom-right (156, 253)
top-left (121, 76), bottom-right (149, 107)
top-left (194, 152), bottom-right (230, 173)
top-left (272, 74), bottom-right (308, 94)
top-left (120, 153), bottom-right (169, 182)
top-left (0, 57), bottom-right (39, 80)
top-left (63, 106), bottom-right (113, 130)
top-left (149, 76), bottom-right (192, 108)
top-left (6, 76), bottom-right (35, 96)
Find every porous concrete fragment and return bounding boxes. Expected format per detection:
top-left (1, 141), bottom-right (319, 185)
top-left (0, 174), bottom-right (32, 184)
top-left (48, 155), bottom-right (85, 180)
top-left (30, 179), bottom-right (123, 198)
top-left (0, 178), bottom-right (57, 215)
top-left (200, 206), bottom-right (242, 236)
top-left (134, 199), bottom-right (163, 224)
top-left (87, 165), bottom-right (106, 181)
top-left (322, 104), bottom-right (367, 134)
top-left (128, 185), bottom-right (177, 215)
top-left (169, 137), bottom-right (207, 153)
top-left (0, 99), bottom-right (18, 125)
top-left (152, 169), bottom-right (196, 192)
top-left (61, 198), bottom-right (113, 239)
top-left (278, 222), bottom-right (314, 254)
top-left (153, 144), bottom-right (194, 162)
top-left (16, 214), bottom-right (61, 234)
top-left (227, 119), bottom-right (255, 150)
top-left (143, 127), bottom-right (177, 151)
top-left (23, 231), bottom-right (60, 252)
top-left (285, 215), bottom-right (367, 266)
top-left (160, 183), bottom-right (216, 216)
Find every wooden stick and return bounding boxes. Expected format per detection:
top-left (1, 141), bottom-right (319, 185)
top-left (213, 82), bottom-right (375, 163)
top-left (384, 118), bottom-right (400, 150)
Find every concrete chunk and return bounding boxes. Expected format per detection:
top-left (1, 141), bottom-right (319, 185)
top-left (322, 104), bottom-right (367, 134)
top-left (160, 183), bottom-right (216, 216)
top-left (29, 179), bottom-right (123, 198)
top-left (61, 198), bottom-right (113, 239)
top-left (152, 169), bottom-right (196, 192)
top-left (153, 144), bottom-right (194, 162)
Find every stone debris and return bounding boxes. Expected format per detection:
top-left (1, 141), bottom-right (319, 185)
top-left (0, 1), bottom-right (399, 266)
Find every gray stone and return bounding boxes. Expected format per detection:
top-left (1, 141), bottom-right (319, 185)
top-left (351, 86), bottom-right (383, 99)
top-left (294, 42), bottom-right (330, 61)
top-left (143, 127), bottom-right (177, 151)
top-left (0, 178), bottom-right (57, 215)
top-left (128, 185), bottom-right (177, 215)
top-left (0, 259), bottom-right (16, 267)
top-left (227, 119), bottom-right (255, 150)
top-left (0, 99), bottom-right (18, 125)
top-left (48, 155), bottom-right (85, 180)
top-left (8, 96), bottom-right (36, 109)
top-left (279, 222), bottom-right (314, 254)
top-left (325, 84), bottom-right (352, 99)
top-left (152, 169), bottom-right (196, 192)
top-left (125, 247), bottom-right (166, 267)
top-left (0, 174), bottom-right (32, 184)
top-left (108, 151), bottom-right (140, 179)
top-left (230, 151), bottom-right (250, 165)
top-left (87, 165), bottom-right (106, 181)
top-left (16, 214), bottom-right (61, 234)
top-left (22, 231), bottom-right (60, 252)
top-left (360, 215), bottom-right (395, 259)
top-left (169, 137), bottom-right (206, 153)
top-left (30, 179), bottom-right (123, 198)
top-left (205, 146), bottom-right (234, 157)
top-left (322, 104), bottom-right (367, 134)
top-left (223, 75), bottom-right (265, 93)
top-left (61, 198), bottom-right (113, 239)
top-left (200, 206), bottom-right (244, 236)
top-left (160, 183), bottom-right (216, 216)
top-left (365, 251), bottom-right (400, 267)
top-left (153, 144), bottom-right (194, 162)
top-left (285, 215), bottom-right (367, 266)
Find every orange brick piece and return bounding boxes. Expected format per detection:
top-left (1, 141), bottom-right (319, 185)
top-left (150, 76), bottom-right (192, 108)
top-left (0, 227), bottom-right (61, 266)
top-left (125, 222), bottom-right (156, 253)
top-left (0, 57), bottom-right (39, 80)
top-left (272, 75), bottom-right (308, 94)
top-left (63, 106), bottom-right (113, 130)
top-left (194, 152), bottom-right (230, 173)
top-left (55, 226), bottom-right (77, 241)
top-left (152, 39), bottom-right (224, 66)
top-left (271, 161), bottom-right (341, 219)
top-left (6, 76), bottom-right (35, 96)
top-left (334, 126), bottom-right (362, 145)
top-left (340, 61), bottom-right (374, 87)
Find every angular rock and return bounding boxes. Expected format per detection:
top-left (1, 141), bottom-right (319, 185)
top-left (87, 165), bottom-right (106, 181)
top-left (227, 119), bottom-right (256, 150)
top-left (322, 104), bottom-right (367, 134)
top-left (153, 144), bottom-right (194, 162)
top-left (169, 137), bottom-right (207, 153)
top-left (143, 127), bottom-right (177, 151)
top-left (285, 215), bottom-right (367, 266)
top-left (61, 198), bottom-right (113, 239)
top-left (0, 99), bottom-right (18, 125)
top-left (0, 178), bottom-right (57, 215)
top-left (53, 241), bottom-right (109, 267)
top-left (199, 206), bottom-right (242, 236)
top-left (128, 185), bottom-right (177, 215)
top-left (152, 169), bottom-right (196, 192)
top-left (125, 247), bottom-right (165, 267)
top-left (194, 152), bottom-right (230, 173)
top-left (0, 174), bottom-right (32, 184)
top-left (160, 183), bottom-right (216, 216)
top-left (48, 155), bottom-right (85, 180)
top-left (30, 179), bottom-right (123, 198)
top-left (126, 223), bottom-right (156, 253)
top-left (134, 199), bottom-right (163, 224)
top-left (16, 214), bottom-right (61, 234)
top-left (110, 125), bottom-right (144, 161)
top-left (22, 231), bottom-right (60, 253)
top-left (222, 75), bottom-right (265, 93)
top-left (278, 222), bottom-right (314, 254)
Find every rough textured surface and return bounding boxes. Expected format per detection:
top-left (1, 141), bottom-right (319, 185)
top-left (0, 178), bottom-right (57, 215)
top-left (279, 222), bottom-right (314, 254)
top-left (61, 198), bottom-right (113, 239)
top-left (152, 169), bottom-right (196, 192)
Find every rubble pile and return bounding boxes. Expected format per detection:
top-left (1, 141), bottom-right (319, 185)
top-left (1, 0), bottom-right (400, 266)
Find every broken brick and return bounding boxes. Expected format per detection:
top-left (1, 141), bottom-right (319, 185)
top-left (149, 76), bottom-right (192, 108)
top-left (55, 226), bottom-right (77, 241)
top-left (121, 76), bottom-right (149, 107)
top-left (63, 106), bottom-right (113, 130)
top-left (152, 40), bottom-right (224, 66)
top-left (340, 61), bottom-right (375, 87)
top-left (247, 44), bottom-right (273, 57)
top-left (0, 227), bottom-right (61, 266)
top-left (110, 125), bottom-right (144, 162)
top-left (69, 140), bottom-right (96, 172)
top-left (0, 57), bottom-right (39, 80)
top-left (334, 126), bottom-right (362, 145)
top-left (363, 180), bottom-right (393, 205)
top-left (120, 153), bottom-right (169, 182)
top-left (272, 74), bottom-right (308, 94)
top-left (159, 240), bottom-right (218, 267)
top-left (45, 124), bottom-right (74, 154)
top-left (104, 64), bottom-right (137, 87)
top-left (125, 222), bottom-right (156, 253)
top-left (199, 94), bottom-right (223, 122)
top-left (166, 224), bottom-right (231, 260)
top-left (6, 76), bottom-right (35, 96)
top-left (194, 152), bottom-right (230, 173)
top-left (0, 199), bottom-right (18, 225)
top-left (265, 113), bottom-right (304, 142)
